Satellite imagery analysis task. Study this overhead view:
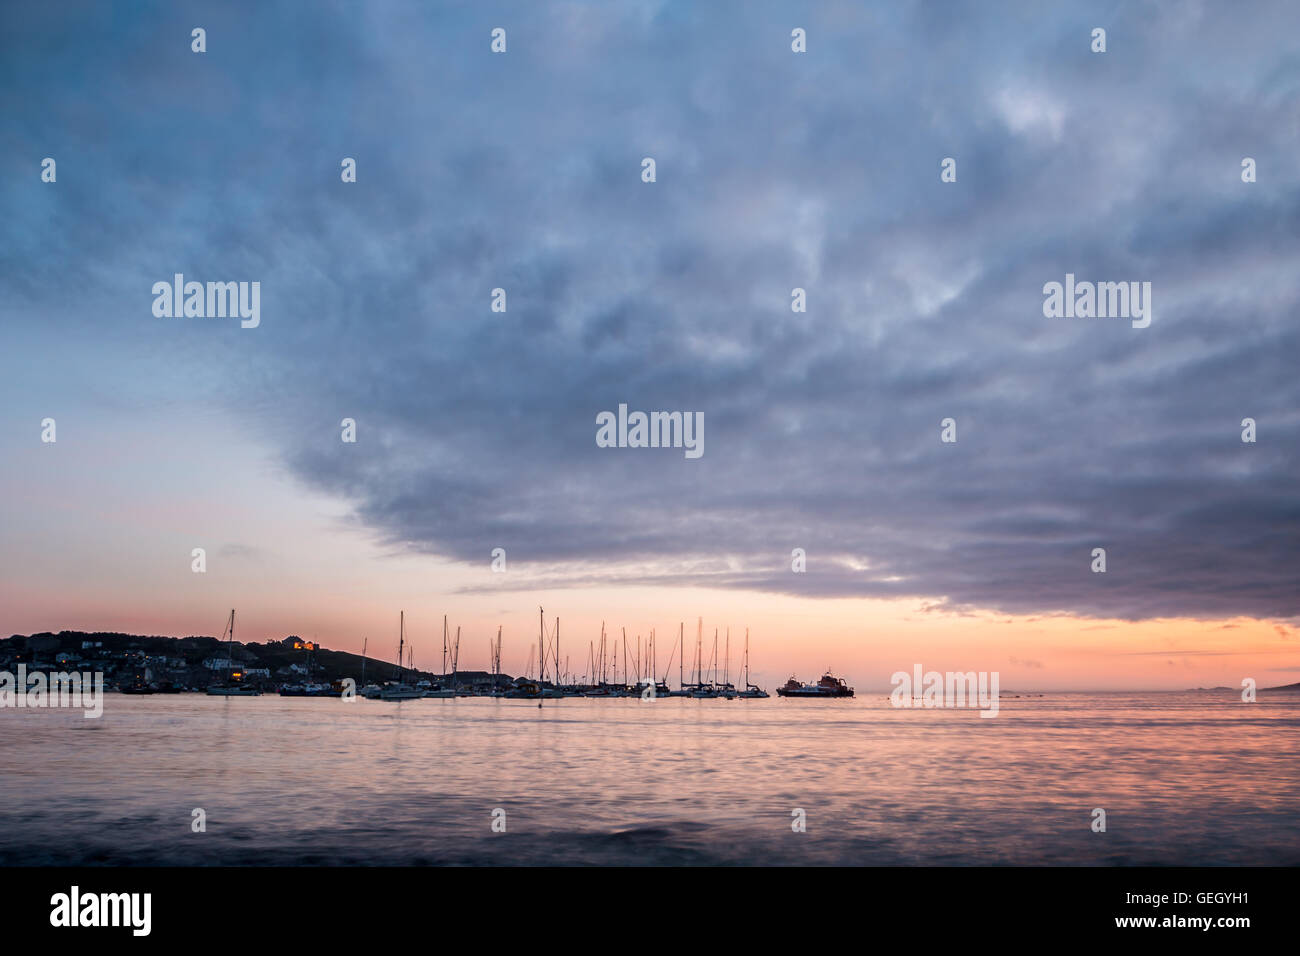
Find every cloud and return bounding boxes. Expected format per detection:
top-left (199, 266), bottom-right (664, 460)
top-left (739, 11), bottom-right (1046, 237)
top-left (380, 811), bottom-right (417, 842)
top-left (3, 0), bottom-right (1298, 622)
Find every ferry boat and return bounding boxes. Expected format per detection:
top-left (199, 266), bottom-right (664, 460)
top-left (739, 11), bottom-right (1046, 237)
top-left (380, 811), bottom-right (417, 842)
top-left (775, 672), bottom-right (854, 698)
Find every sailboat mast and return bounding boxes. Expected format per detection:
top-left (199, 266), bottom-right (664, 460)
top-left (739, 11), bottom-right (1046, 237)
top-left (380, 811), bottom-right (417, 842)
top-left (696, 618), bottom-right (702, 687)
top-left (227, 609), bottom-right (236, 681)
top-left (397, 611), bottom-right (405, 682)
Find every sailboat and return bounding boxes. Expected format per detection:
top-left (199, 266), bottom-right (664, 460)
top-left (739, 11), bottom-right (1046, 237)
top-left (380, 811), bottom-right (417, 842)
top-left (686, 620), bottom-right (719, 697)
top-left (666, 622), bottom-right (690, 696)
top-left (736, 628), bottom-right (769, 698)
top-left (205, 609), bottom-right (261, 696)
top-left (379, 611), bottom-right (423, 701)
top-left (716, 627), bottom-right (738, 698)
top-left (645, 628), bottom-right (671, 698)
top-left (508, 608), bottom-right (564, 699)
top-left (424, 616), bottom-right (457, 697)
top-left (359, 637), bottom-right (383, 698)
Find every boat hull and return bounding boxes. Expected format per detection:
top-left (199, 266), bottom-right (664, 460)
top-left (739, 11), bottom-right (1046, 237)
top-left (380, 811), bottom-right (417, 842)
top-left (378, 684), bottom-right (424, 700)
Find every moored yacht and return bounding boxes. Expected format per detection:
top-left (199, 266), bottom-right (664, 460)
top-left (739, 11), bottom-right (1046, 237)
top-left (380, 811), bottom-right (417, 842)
top-left (379, 683), bottom-right (424, 701)
top-left (205, 609), bottom-right (263, 696)
top-left (378, 611), bottom-right (423, 701)
top-left (736, 630), bottom-right (769, 698)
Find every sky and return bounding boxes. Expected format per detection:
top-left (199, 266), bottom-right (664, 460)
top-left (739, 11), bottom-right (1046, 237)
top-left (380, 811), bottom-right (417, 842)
top-left (1, 0), bottom-right (1297, 690)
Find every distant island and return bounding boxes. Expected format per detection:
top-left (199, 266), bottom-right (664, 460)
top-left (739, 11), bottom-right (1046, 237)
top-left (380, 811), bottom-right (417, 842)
top-left (1, 630), bottom-right (506, 693)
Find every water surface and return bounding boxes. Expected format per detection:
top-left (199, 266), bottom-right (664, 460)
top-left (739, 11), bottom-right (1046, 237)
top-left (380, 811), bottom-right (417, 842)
top-left (2, 691), bottom-right (1297, 865)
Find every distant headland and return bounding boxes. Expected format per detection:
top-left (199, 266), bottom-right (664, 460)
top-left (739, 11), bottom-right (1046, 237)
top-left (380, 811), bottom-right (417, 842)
top-left (1, 630), bottom-right (481, 694)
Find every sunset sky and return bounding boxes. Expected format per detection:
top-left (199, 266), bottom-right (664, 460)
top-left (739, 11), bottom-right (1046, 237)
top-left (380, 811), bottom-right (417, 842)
top-left (2, 1), bottom-right (1297, 690)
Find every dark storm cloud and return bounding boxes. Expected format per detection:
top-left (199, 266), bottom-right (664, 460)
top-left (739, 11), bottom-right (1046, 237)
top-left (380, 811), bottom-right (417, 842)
top-left (3, 0), bottom-right (1298, 620)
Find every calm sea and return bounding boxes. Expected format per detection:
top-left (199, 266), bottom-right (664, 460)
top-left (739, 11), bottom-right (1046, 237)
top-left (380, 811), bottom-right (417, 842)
top-left (2, 691), bottom-right (1297, 866)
